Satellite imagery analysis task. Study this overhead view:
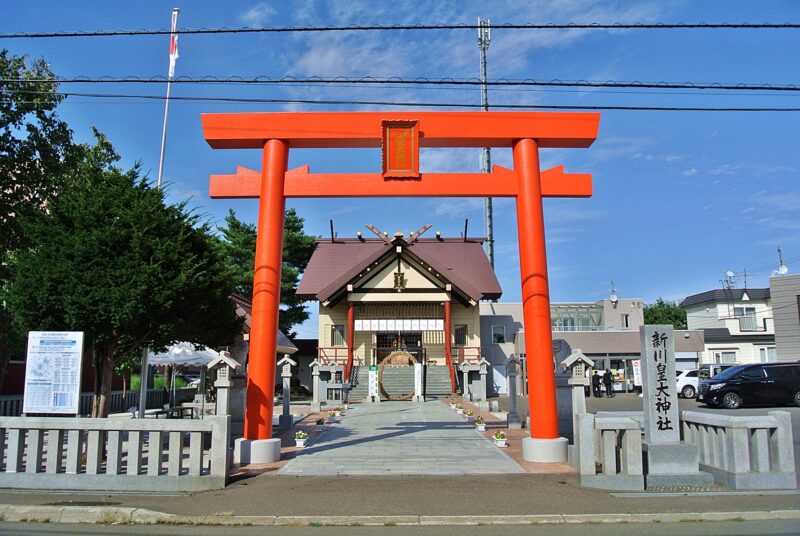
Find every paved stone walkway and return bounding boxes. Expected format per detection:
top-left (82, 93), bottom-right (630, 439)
top-left (279, 400), bottom-right (524, 475)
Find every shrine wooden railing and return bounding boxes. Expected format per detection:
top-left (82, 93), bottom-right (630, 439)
top-left (452, 346), bottom-right (482, 365)
top-left (317, 346), bottom-right (348, 366)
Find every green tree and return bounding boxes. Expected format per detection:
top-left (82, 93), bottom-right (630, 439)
top-left (8, 135), bottom-right (241, 417)
top-left (218, 208), bottom-right (316, 336)
top-left (0, 50), bottom-right (79, 391)
top-left (643, 298), bottom-right (688, 330)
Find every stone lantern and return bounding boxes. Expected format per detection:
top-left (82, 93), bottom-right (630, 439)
top-left (208, 351), bottom-right (240, 417)
top-left (560, 348), bottom-right (593, 429)
top-left (277, 355), bottom-right (297, 430)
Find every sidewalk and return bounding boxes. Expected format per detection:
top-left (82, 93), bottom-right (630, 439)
top-left (0, 398), bottom-right (797, 526)
top-left (0, 471), bottom-right (797, 524)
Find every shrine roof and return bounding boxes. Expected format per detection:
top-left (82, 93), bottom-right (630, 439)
top-left (296, 236), bottom-right (502, 303)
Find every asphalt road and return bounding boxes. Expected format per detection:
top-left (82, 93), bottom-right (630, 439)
top-left (1, 520), bottom-right (799, 536)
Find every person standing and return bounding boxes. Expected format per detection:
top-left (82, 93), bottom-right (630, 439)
top-left (591, 370), bottom-right (602, 398)
top-left (603, 369), bottom-right (615, 398)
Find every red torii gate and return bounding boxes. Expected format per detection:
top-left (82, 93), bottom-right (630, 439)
top-left (202, 111), bottom-right (600, 463)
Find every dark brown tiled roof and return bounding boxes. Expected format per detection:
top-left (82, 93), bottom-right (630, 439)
top-left (296, 237), bottom-right (502, 302)
top-left (680, 288), bottom-right (770, 308)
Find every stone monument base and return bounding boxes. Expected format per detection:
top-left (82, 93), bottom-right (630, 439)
top-left (412, 395), bottom-right (425, 403)
top-left (278, 414), bottom-right (293, 430)
top-left (522, 436), bottom-right (568, 463)
top-left (310, 402), bottom-right (321, 412)
top-left (234, 438), bottom-right (281, 464)
top-left (507, 413), bottom-right (522, 429)
top-left (476, 401), bottom-right (489, 411)
top-left (643, 440), bottom-right (714, 488)
top-left (364, 395), bottom-right (380, 404)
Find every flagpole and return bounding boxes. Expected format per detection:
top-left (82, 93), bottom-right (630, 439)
top-left (156, 7), bottom-right (179, 189)
top-left (141, 7), bottom-right (179, 418)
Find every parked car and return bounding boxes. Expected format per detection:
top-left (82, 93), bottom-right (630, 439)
top-left (676, 369), bottom-right (710, 398)
top-left (697, 362), bottom-right (800, 409)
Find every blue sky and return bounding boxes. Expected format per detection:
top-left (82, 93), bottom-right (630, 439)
top-left (4, 0), bottom-right (800, 340)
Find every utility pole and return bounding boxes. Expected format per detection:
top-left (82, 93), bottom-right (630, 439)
top-left (478, 17), bottom-right (494, 268)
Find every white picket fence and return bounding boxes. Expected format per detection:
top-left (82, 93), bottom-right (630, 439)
top-left (0, 415), bottom-right (230, 492)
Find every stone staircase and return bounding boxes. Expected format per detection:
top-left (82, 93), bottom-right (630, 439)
top-left (347, 365), bottom-right (453, 402)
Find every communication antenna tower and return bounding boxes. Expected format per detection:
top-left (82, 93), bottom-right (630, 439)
top-left (478, 17), bottom-right (494, 269)
top-left (772, 246), bottom-right (790, 276)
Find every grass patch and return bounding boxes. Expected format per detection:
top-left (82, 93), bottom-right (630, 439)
top-left (19, 517), bottom-right (50, 523)
top-left (384, 521), bottom-right (396, 526)
top-left (729, 517), bottom-right (745, 522)
top-left (96, 511), bottom-right (132, 525)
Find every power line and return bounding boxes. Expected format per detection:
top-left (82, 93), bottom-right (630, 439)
top-left (8, 89), bottom-right (800, 112)
top-left (5, 76), bottom-right (800, 92)
top-left (3, 22), bottom-right (799, 39)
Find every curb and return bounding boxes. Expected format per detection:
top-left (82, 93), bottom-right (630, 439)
top-left (1, 505), bottom-right (799, 526)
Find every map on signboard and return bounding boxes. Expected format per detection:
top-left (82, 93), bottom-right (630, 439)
top-left (23, 331), bottom-right (84, 415)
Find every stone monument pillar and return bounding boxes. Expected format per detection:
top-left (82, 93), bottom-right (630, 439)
top-left (309, 359), bottom-right (321, 412)
top-left (477, 358), bottom-right (490, 410)
top-left (505, 355), bottom-right (522, 429)
top-left (461, 365), bottom-right (470, 402)
top-left (277, 355), bottom-right (296, 430)
top-left (640, 325), bottom-right (712, 487)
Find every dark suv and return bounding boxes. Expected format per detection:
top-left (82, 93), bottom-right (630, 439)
top-left (697, 362), bottom-right (800, 409)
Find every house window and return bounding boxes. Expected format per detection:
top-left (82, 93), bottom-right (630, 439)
top-left (331, 325), bottom-right (346, 346)
top-left (717, 351), bottom-right (737, 364)
top-left (759, 347), bottom-right (776, 363)
top-left (454, 325), bottom-right (467, 346)
top-left (562, 317), bottom-right (575, 331)
top-left (492, 325), bottom-right (506, 344)
top-left (733, 306), bottom-right (756, 318)
top-left (620, 314), bottom-right (630, 329)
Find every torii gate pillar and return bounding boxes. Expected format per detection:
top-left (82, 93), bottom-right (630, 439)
top-left (514, 138), bottom-right (566, 461)
top-left (234, 139), bottom-right (288, 463)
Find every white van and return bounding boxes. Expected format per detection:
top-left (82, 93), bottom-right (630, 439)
top-left (676, 369), bottom-right (711, 398)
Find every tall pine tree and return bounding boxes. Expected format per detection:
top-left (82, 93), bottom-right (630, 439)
top-left (218, 209), bottom-right (316, 336)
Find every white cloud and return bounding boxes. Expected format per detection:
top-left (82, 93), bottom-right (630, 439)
top-left (239, 3), bottom-right (277, 26)
top-left (709, 163), bottom-right (744, 176)
top-left (751, 192), bottom-right (800, 213)
top-left (682, 168), bottom-right (698, 176)
top-left (429, 197), bottom-right (485, 217)
top-left (587, 137), bottom-right (652, 162)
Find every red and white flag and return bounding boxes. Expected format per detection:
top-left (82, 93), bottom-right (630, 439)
top-left (168, 9), bottom-right (179, 78)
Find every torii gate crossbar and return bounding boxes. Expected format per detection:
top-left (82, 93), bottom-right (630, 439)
top-left (202, 111), bottom-right (600, 463)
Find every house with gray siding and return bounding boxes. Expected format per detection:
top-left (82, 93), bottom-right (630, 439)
top-left (770, 274), bottom-right (800, 361)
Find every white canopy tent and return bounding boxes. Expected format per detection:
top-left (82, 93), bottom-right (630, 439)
top-left (137, 332), bottom-right (299, 417)
top-left (147, 341), bottom-right (222, 367)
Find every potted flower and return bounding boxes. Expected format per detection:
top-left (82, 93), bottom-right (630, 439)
top-left (327, 411), bottom-right (336, 423)
top-left (456, 405), bottom-right (464, 415)
top-left (334, 406), bottom-right (343, 417)
top-left (465, 410), bottom-right (474, 422)
top-left (295, 430), bottom-right (309, 448)
top-left (493, 430), bottom-right (507, 447)
top-left (449, 399), bottom-right (457, 409)
top-left (475, 416), bottom-right (486, 432)
top-left (315, 418), bottom-right (325, 432)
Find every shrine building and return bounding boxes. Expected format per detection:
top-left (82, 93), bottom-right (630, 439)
top-left (295, 227), bottom-right (501, 399)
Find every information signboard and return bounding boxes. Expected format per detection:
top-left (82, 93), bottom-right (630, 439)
top-left (23, 331), bottom-right (84, 415)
